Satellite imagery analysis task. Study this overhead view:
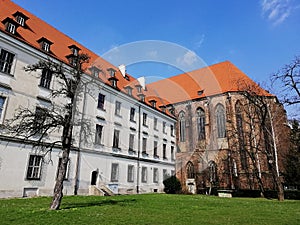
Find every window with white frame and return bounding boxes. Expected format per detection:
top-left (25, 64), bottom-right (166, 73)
top-left (0, 96), bottom-right (6, 121)
top-left (153, 168), bottom-right (159, 183)
top-left (6, 22), bottom-right (16, 34)
top-left (216, 104), bottom-right (226, 138)
top-left (141, 167), bottom-right (147, 183)
top-left (26, 155), bottom-right (43, 180)
top-left (56, 157), bottom-right (70, 180)
top-left (127, 165), bottom-right (134, 182)
top-left (113, 129), bottom-right (120, 149)
top-left (16, 15), bottom-right (25, 26)
top-left (111, 163), bottom-right (119, 182)
top-left (142, 137), bottom-right (147, 154)
top-left (39, 68), bottom-right (52, 89)
top-left (129, 134), bottom-right (135, 151)
top-left (95, 124), bottom-right (103, 145)
top-left (115, 101), bottom-right (121, 116)
top-left (142, 113), bottom-right (147, 126)
top-left (0, 49), bottom-right (15, 74)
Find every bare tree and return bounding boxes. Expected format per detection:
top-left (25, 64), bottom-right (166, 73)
top-left (3, 53), bottom-right (90, 210)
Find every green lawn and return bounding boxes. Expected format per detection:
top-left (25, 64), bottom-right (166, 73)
top-left (0, 194), bottom-right (299, 225)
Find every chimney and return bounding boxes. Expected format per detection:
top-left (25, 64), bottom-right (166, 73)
top-left (137, 76), bottom-right (146, 90)
top-left (118, 64), bottom-right (126, 77)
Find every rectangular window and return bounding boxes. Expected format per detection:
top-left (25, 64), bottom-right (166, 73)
top-left (153, 141), bottom-right (158, 158)
top-left (141, 167), bottom-right (147, 183)
top-left (129, 134), bottom-right (134, 151)
top-left (153, 168), bottom-right (159, 183)
top-left (34, 107), bottom-right (47, 133)
top-left (142, 113), bottom-right (147, 126)
top-left (39, 68), bottom-right (52, 89)
top-left (130, 107), bottom-right (135, 122)
top-left (115, 101), bottom-right (121, 116)
top-left (142, 137), bottom-right (147, 154)
top-left (170, 124), bottom-right (174, 137)
top-left (26, 155), bottom-right (43, 180)
top-left (0, 96), bottom-right (6, 120)
top-left (171, 146), bottom-right (175, 161)
top-left (163, 144), bottom-right (167, 159)
top-left (97, 93), bottom-right (105, 110)
top-left (127, 165), bottom-right (134, 182)
top-left (16, 15), bottom-right (25, 26)
top-left (163, 169), bottom-right (169, 180)
top-left (111, 163), bottom-right (119, 182)
top-left (113, 129), bottom-right (120, 149)
top-left (154, 117), bottom-right (158, 130)
top-left (56, 158), bottom-right (69, 180)
top-left (163, 122), bottom-right (166, 133)
top-left (6, 22), bottom-right (16, 34)
top-left (95, 124), bottom-right (103, 145)
top-left (42, 41), bottom-right (50, 52)
top-left (0, 49), bottom-right (15, 74)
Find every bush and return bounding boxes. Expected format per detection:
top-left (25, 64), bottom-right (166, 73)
top-left (163, 176), bottom-right (182, 194)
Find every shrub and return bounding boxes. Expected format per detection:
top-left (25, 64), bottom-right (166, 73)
top-left (163, 176), bottom-right (182, 194)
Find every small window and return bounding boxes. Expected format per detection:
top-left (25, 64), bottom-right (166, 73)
top-left (127, 165), bottom-right (134, 182)
top-left (186, 161), bottom-right (195, 179)
top-left (16, 15), bottom-right (25, 26)
top-left (125, 86), bottom-right (133, 96)
top-left (26, 155), bottom-right (43, 180)
top-left (171, 146), bottom-right (175, 161)
top-left (142, 137), bottom-right (147, 154)
top-left (95, 124), bottom-right (103, 145)
top-left (56, 157), bottom-right (69, 180)
top-left (141, 167), bottom-right (147, 183)
top-left (130, 107), bottom-right (135, 122)
top-left (34, 107), bottom-right (47, 133)
top-left (115, 101), bottom-right (121, 116)
top-left (162, 121), bottom-right (166, 134)
top-left (149, 100), bottom-right (156, 108)
top-left (108, 68), bottom-right (116, 77)
top-left (69, 45), bottom-right (80, 56)
top-left (111, 163), bottom-right (119, 182)
top-left (97, 93), bottom-right (105, 110)
top-left (113, 129), bottom-right (120, 149)
top-left (6, 22), bottom-right (16, 34)
top-left (0, 96), bottom-right (6, 121)
top-left (39, 68), bottom-right (52, 89)
top-left (0, 49), bottom-right (15, 74)
top-left (163, 144), bottom-right (167, 159)
top-left (129, 134), bottom-right (135, 151)
top-left (170, 124), bottom-right (174, 137)
top-left (153, 168), bottom-right (159, 183)
top-left (153, 141), bottom-right (158, 158)
top-left (42, 41), bottom-right (50, 52)
top-left (142, 113), bottom-right (147, 126)
top-left (154, 117), bottom-right (158, 130)
top-left (136, 85), bottom-right (142, 93)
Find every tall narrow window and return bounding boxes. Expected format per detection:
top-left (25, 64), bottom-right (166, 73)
top-left (163, 144), bottom-right (167, 159)
top-left (208, 161), bottom-right (217, 183)
top-left (16, 15), bottom-right (25, 26)
top-left (141, 167), bottom-right (147, 183)
top-left (26, 155), bottom-right (43, 180)
top-left (170, 124), bottom-right (174, 137)
top-left (154, 117), bottom-right (158, 130)
top-left (142, 113), bottom-right (147, 126)
top-left (186, 161), bottom-right (195, 179)
top-left (216, 104), bottom-right (226, 138)
top-left (115, 101), bottom-right (121, 116)
top-left (236, 101), bottom-right (247, 169)
top-left (39, 68), bottom-right (52, 89)
top-left (142, 137), bottom-right (147, 154)
top-left (153, 168), bottom-right (159, 183)
top-left (113, 129), bottom-right (120, 149)
top-left (111, 163), bottom-right (119, 182)
top-left (153, 140), bottom-right (158, 158)
top-left (0, 49), bottom-right (15, 74)
top-left (127, 165), bottom-right (134, 182)
top-left (97, 93), bottom-right (105, 110)
top-left (129, 134), bottom-right (134, 151)
top-left (95, 124), bottom-right (103, 145)
top-left (130, 107), bottom-right (135, 122)
top-left (6, 22), bottom-right (16, 34)
top-left (162, 121), bottom-right (166, 134)
top-left (163, 169), bottom-right (169, 180)
top-left (171, 146), bottom-right (175, 161)
top-left (0, 96), bottom-right (6, 120)
top-left (197, 108), bottom-right (206, 140)
top-left (179, 111), bottom-right (186, 142)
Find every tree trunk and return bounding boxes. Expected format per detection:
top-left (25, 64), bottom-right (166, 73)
top-left (50, 114), bottom-right (73, 210)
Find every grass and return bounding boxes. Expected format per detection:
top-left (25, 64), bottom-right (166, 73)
top-left (0, 194), bottom-right (299, 225)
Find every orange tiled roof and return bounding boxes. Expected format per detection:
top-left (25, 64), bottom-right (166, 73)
top-left (147, 61), bottom-right (272, 104)
top-left (0, 0), bottom-right (174, 117)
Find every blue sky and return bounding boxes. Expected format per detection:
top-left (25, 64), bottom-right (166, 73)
top-left (11, 0), bottom-right (300, 87)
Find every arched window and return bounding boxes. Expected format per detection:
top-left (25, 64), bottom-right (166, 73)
top-left (196, 107), bottom-right (206, 140)
top-left (235, 101), bottom-right (247, 169)
top-left (216, 104), bottom-right (226, 138)
top-left (179, 111), bottom-right (186, 142)
top-left (186, 161), bottom-right (195, 179)
top-left (208, 161), bottom-right (217, 183)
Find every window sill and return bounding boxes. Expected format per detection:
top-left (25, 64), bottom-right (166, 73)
top-left (38, 85), bottom-right (51, 91)
top-left (97, 107), bottom-right (106, 112)
top-left (0, 71), bottom-right (14, 77)
top-left (112, 147), bottom-right (121, 153)
top-left (130, 119), bottom-right (136, 123)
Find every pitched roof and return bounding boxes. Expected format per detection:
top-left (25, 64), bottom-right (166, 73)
top-left (0, 0), bottom-right (174, 117)
top-left (147, 61), bottom-right (272, 104)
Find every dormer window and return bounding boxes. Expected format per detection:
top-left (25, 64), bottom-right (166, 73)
top-left (138, 93), bottom-right (145, 102)
top-left (7, 22), bottom-right (16, 34)
top-left (2, 18), bottom-right (19, 35)
top-left (90, 66), bottom-right (101, 77)
top-left (13, 11), bottom-right (29, 27)
top-left (149, 100), bottom-right (157, 108)
top-left (68, 45), bottom-right (80, 56)
top-left (124, 86), bottom-right (133, 96)
top-left (37, 38), bottom-right (53, 53)
top-left (107, 68), bottom-right (116, 77)
top-left (108, 76), bottom-right (118, 88)
top-left (135, 84), bottom-right (142, 93)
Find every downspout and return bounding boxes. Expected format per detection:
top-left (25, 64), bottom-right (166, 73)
top-left (74, 81), bottom-right (87, 195)
top-left (136, 105), bottom-right (141, 194)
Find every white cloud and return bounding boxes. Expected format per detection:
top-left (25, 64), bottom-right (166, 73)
top-left (261, 0), bottom-right (293, 25)
top-left (176, 50), bottom-right (198, 68)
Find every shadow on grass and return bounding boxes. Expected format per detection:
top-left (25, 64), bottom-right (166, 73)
top-left (61, 198), bottom-right (137, 210)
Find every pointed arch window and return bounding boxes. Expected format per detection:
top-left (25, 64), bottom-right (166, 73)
top-left (208, 161), bottom-right (217, 183)
top-left (196, 107), bottom-right (206, 140)
top-left (186, 161), bottom-right (195, 179)
top-left (216, 104), bottom-right (226, 138)
top-left (179, 111), bottom-right (186, 142)
top-left (235, 101), bottom-right (247, 169)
